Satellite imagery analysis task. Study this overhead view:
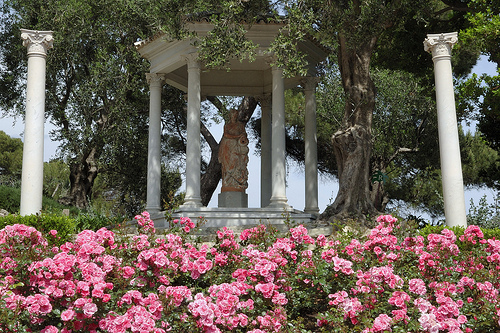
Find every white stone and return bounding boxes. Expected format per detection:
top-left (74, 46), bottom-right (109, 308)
top-left (20, 29), bottom-right (53, 216)
top-left (181, 53), bottom-right (203, 207)
top-left (135, 23), bottom-right (328, 226)
top-left (259, 95), bottom-right (272, 208)
top-left (269, 66), bottom-right (290, 209)
top-left (303, 77), bottom-right (320, 215)
top-left (424, 32), bottom-right (467, 227)
top-left (145, 73), bottom-right (165, 213)
top-left (218, 192), bottom-right (248, 208)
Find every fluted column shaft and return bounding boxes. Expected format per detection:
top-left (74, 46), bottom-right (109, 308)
top-left (146, 73), bottom-right (165, 214)
top-left (424, 32), bottom-right (467, 227)
top-left (259, 95), bottom-right (272, 207)
top-left (269, 67), bottom-right (289, 208)
top-left (20, 29), bottom-right (53, 216)
top-left (182, 54), bottom-right (202, 207)
top-left (303, 77), bottom-right (319, 215)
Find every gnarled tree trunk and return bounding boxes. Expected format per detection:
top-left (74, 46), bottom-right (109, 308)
top-left (59, 147), bottom-right (99, 209)
top-left (321, 34), bottom-right (380, 223)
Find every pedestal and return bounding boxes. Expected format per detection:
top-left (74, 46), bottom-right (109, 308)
top-left (218, 192), bottom-right (248, 208)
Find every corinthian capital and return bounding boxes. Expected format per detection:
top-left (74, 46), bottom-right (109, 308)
top-left (146, 73), bottom-right (166, 87)
top-left (20, 29), bottom-right (53, 56)
top-left (181, 53), bottom-right (200, 70)
top-left (423, 32), bottom-right (458, 59)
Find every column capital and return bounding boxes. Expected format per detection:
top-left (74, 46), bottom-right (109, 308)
top-left (146, 73), bottom-right (166, 87)
top-left (301, 76), bottom-right (320, 91)
top-left (424, 32), bottom-right (458, 59)
top-left (21, 29), bottom-right (53, 56)
top-left (182, 53), bottom-right (201, 70)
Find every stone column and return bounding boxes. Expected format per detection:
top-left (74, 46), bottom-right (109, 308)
top-left (303, 77), bottom-right (319, 215)
top-left (269, 67), bottom-right (289, 209)
top-left (181, 54), bottom-right (202, 207)
top-left (259, 94), bottom-right (272, 208)
top-left (145, 73), bottom-right (165, 214)
top-left (19, 29), bottom-right (53, 216)
top-left (424, 32), bottom-right (467, 227)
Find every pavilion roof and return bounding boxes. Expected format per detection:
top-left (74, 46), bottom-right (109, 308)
top-left (135, 21), bottom-right (329, 96)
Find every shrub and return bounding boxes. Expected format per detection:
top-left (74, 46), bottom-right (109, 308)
top-left (0, 185), bottom-right (78, 215)
top-left (0, 186), bottom-right (21, 213)
top-left (467, 195), bottom-right (500, 229)
top-left (73, 211), bottom-right (126, 233)
top-left (0, 213), bottom-right (499, 332)
top-left (0, 214), bottom-right (75, 246)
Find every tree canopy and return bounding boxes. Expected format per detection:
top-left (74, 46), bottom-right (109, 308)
top-left (0, 130), bottom-right (23, 178)
top-left (1, 0), bottom-right (498, 220)
top-left (0, 0), bottom-right (184, 213)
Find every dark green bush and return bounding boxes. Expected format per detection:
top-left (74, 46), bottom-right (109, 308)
top-left (0, 214), bottom-right (76, 246)
top-left (73, 212), bottom-right (125, 232)
top-left (0, 186), bottom-right (21, 213)
top-left (419, 224), bottom-right (500, 252)
top-left (0, 185), bottom-right (78, 215)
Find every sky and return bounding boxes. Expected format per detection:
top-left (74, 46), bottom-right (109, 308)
top-left (0, 56), bottom-right (498, 216)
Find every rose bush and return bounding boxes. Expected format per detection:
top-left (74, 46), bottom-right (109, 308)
top-left (0, 213), bottom-right (499, 332)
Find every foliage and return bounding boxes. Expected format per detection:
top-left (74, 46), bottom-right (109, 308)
top-left (0, 185), bottom-right (79, 215)
top-left (0, 214), bottom-right (75, 246)
top-left (43, 159), bottom-right (70, 201)
top-left (467, 195), bottom-right (500, 229)
top-left (0, 0), bottom-right (184, 209)
top-left (72, 210), bottom-right (125, 233)
top-left (0, 130), bottom-right (22, 178)
top-left (0, 186), bottom-right (21, 213)
top-left (0, 214), bottom-right (500, 332)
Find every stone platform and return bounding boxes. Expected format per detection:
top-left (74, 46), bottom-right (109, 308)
top-left (125, 208), bottom-right (333, 242)
top-left (149, 207), bottom-right (319, 230)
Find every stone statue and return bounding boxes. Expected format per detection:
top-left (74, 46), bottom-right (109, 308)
top-left (219, 109), bottom-right (249, 192)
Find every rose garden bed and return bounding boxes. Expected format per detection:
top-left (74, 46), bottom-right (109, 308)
top-left (0, 213), bottom-right (499, 332)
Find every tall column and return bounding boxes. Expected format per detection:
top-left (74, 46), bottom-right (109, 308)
top-left (20, 29), bottom-right (53, 216)
top-left (303, 77), bottom-right (319, 215)
top-left (424, 32), bottom-right (467, 227)
top-left (181, 54), bottom-right (202, 207)
top-left (269, 67), bottom-right (289, 209)
top-left (259, 95), bottom-right (272, 207)
top-left (145, 73), bottom-right (165, 214)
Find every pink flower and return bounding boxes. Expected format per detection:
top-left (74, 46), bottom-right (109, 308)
top-left (122, 265), bottom-right (135, 279)
top-left (61, 309), bottom-right (75, 321)
top-left (41, 325), bottom-right (59, 333)
top-left (409, 278), bottom-right (427, 295)
top-left (418, 313), bottom-right (441, 333)
top-left (372, 313), bottom-right (392, 332)
top-left (82, 302), bottom-right (98, 317)
top-left (255, 282), bottom-right (275, 298)
top-left (49, 230), bottom-right (57, 236)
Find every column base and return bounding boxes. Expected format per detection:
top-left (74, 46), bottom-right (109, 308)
top-left (145, 205), bottom-right (162, 214)
top-left (268, 197), bottom-right (291, 210)
top-left (180, 198), bottom-right (203, 208)
top-left (304, 207), bottom-right (320, 216)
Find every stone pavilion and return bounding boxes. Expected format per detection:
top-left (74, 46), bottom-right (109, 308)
top-left (134, 21), bottom-right (328, 228)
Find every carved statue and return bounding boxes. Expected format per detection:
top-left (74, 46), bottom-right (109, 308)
top-left (219, 109), bottom-right (249, 192)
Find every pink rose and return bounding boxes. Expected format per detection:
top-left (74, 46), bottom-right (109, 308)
top-left (83, 302), bottom-right (98, 317)
top-left (61, 309), bottom-right (75, 321)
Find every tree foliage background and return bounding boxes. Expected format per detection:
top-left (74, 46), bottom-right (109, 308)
top-left (1, 0), bottom-right (499, 220)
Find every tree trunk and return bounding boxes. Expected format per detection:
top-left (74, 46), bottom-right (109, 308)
top-left (59, 147), bottom-right (99, 209)
top-left (200, 123), bottom-right (222, 206)
top-left (320, 34), bottom-right (380, 223)
top-left (370, 157), bottom-right (389, 212)
top-left (200, 96), bottom-right (258, 206)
